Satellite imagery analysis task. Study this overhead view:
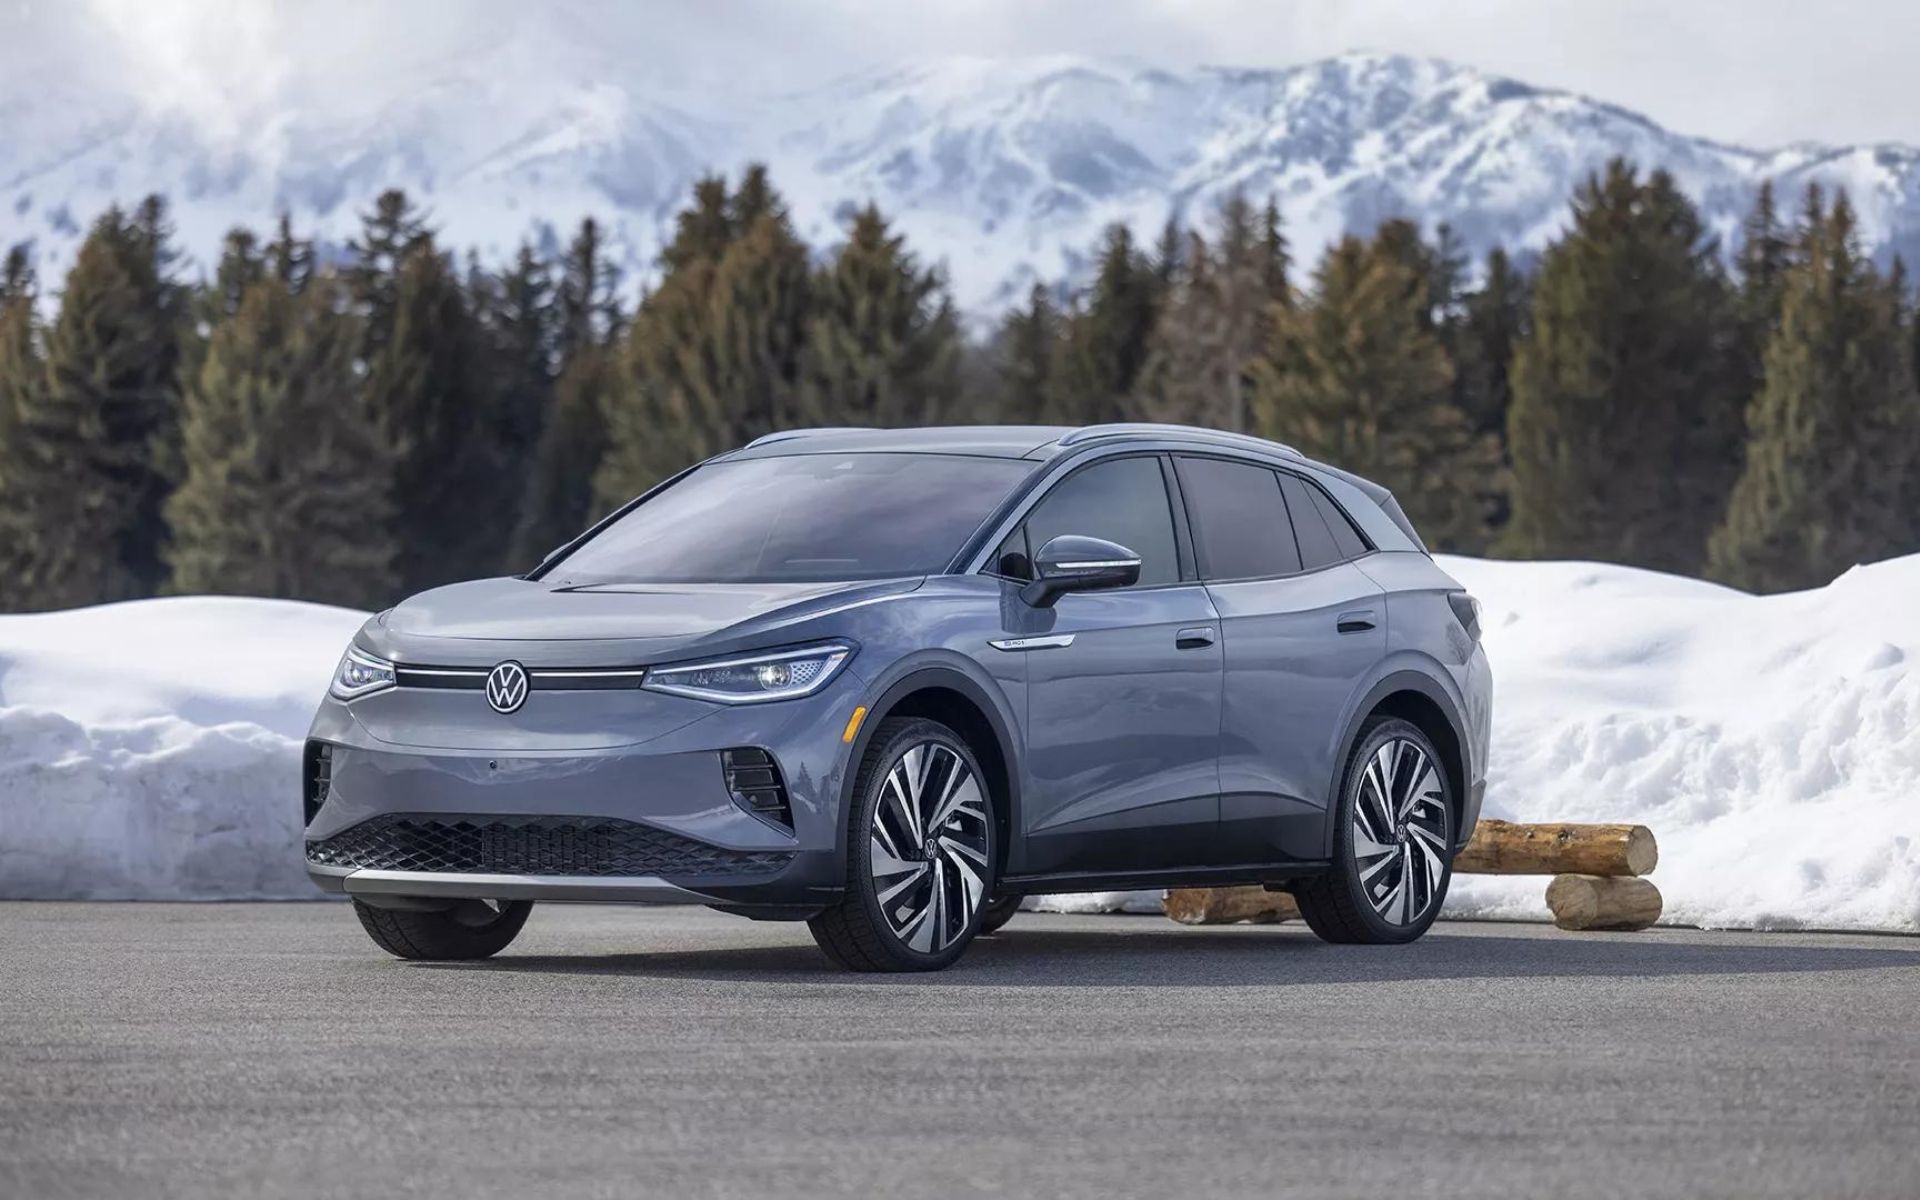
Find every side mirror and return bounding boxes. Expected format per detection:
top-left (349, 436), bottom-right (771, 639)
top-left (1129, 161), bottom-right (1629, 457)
top-left (1020, 535), bottom-right (1142, 608)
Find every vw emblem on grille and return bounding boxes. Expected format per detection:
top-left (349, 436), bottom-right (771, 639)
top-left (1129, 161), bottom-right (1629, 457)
top-left (485, 661), bottom-right (529, 714)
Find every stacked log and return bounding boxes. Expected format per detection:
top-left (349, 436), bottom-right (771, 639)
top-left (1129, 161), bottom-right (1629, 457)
top-left (1162, 819), bottom-right (1663, 932)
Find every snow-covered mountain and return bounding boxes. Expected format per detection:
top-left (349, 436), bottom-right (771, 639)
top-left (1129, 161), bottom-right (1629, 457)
top-left (7, 47), bottom-right (1920, 315)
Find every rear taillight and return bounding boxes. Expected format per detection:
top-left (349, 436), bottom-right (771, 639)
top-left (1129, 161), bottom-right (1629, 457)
top-left (1447, 592), bottom-right (1482, 642)
top-left (722, 747), bottom-right (792, 829)
top-left (303, 741), bottom-right (333, 826)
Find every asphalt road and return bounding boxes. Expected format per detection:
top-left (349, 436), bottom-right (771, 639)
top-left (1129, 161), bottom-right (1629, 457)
top-left (2, 904), bottom-right (1917, 1200)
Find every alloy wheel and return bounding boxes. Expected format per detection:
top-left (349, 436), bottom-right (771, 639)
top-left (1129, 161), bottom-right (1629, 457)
top-left (868, 741), bottom-right (991, 953)
top-left (1351, 737), bottom-right (1449, 926)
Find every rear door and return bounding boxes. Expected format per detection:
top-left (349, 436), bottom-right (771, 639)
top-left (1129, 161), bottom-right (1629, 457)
top-left (1007, 454), bottom-right (1226, 875)
top-left (1174, 455), bottom-right (1386, 866)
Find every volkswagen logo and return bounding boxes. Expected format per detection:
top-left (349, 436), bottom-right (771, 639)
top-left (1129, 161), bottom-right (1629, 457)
top-left (485, 661), bottom-right (529, 714)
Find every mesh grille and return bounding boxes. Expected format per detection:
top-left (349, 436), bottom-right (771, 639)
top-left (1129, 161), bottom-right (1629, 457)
top-left (306, 814), bottom-right (792, 878)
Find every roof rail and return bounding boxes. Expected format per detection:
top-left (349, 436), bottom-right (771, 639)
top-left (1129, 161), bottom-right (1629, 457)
top-left (744, 427), bottom-right (879, 449)
top-left (1057, 423), bottom-right (1303, 460)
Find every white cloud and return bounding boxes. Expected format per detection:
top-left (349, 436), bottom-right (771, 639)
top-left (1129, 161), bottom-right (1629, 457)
top-left (24, 0), bottom-right (1920, 148)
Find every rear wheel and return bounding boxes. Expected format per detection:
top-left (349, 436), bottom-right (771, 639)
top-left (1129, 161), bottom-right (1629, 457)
top-left (1295, 717), bottom-right (1454, 945)
top-left (352, 898), bottom-right (533, 961)
top-left (809, 717), bottom-right (996, 972)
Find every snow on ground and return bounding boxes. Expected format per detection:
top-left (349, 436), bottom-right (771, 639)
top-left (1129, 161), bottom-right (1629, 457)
top-left (3, 558), bottom-right (1917, 929)
top-left (0, 599), bottom-right (365, 899)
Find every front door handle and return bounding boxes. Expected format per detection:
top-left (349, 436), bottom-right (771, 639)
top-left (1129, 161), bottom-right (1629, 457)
top-left (1336, 610), bottom-right (1377, 634)
top-left (1175, 626), bottom-right (1216, 650)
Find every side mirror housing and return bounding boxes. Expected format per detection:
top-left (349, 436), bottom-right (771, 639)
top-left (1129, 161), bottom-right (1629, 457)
top-left (1020, 535), bottom-right (1142, 608)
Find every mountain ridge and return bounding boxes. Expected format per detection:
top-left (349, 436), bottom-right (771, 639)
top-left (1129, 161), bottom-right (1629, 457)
top-left (5, 49), bottom-right (1918, 314)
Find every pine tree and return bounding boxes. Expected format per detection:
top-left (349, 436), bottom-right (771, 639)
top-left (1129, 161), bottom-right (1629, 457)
top-left (1452, 248), bottom-right (1529, 533)
top-left (995, 283), bottom-right (1062, 423)
top-left (799, 204), bottom-right (960, 427)
top-left (1501, 160), bottom-right (1741, 572)
top-left (555, 217), bottom-right (623, 365)
top-left (1139, 193), bottom-right (1287, 433)
top-left (1731, 180), bottom-right (1795, 426)
top-left (509, 343), bottom-right (616, 569)
top-left (358, 230), bottom-right (506, 591)
top-left (346, 189), bottom-right (431, 359)
top-left (1250, 233), bottom-right (1498, 552)
top-left (482, 242), bottom-right (557, 467)
top-left (1258, 197), bottom-right (1292, 306)
top-left (1706, 189), bottom-right (1920, 590)
top-left (1049, 224), bottom-right (1161, 424)
top-left (0, 254), bottom-right (44, 604)
top-left (5, 203), bottom-right (184, 606)
top-left (596, 167), bottom-right (812, 508)
top-left (165, 276), bottom-right (398, 607)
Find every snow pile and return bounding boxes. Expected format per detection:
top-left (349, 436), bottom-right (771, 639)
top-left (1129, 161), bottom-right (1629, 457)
top-left (3, 557), bottom-right (1918, 929)
top-left (1442, 555), bottom-right (1920, 932)
top-left (0, 599), bottom-right (365, 899)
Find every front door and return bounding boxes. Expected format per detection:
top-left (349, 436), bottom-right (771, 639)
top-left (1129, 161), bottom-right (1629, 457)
top-left (999, 454), bottom-right (1225, 875)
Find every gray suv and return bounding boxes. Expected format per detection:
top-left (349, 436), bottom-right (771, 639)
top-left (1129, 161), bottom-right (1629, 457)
top-left (305, 424), bottom-right (1492, 971)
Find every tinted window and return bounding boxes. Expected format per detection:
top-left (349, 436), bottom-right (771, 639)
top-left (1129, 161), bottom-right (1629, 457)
top-left (1279, 472), bottom-right (1342, 570)
top-left (1176, 456), bottom-right (1301, 579)
top-left (1024, 456), bottom-right (1178, 587)
top-left (549, 453), bottom-right (1033, 583)
top-left (991, 527), bottom-right (1032, 581)
top-left (1310, 482), bottom-right (1372, 559)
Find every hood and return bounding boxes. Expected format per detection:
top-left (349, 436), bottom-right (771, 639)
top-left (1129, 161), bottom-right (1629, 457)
top-left (369, 575), bottom-right (920, 661)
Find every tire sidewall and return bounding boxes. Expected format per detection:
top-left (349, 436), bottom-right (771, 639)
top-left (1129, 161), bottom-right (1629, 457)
top-left (1331, 718), bottom-right (1454, 944)
top-left (848, 718), bottom-right (996, 969)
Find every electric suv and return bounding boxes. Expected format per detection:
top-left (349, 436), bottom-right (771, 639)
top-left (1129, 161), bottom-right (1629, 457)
top-left (304, 424), bottom-right (1492, 971)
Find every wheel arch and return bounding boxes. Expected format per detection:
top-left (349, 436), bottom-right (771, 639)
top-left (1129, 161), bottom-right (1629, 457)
top-left (844, 662), bottom-right (1023, 878)
top-left (1326, 669), bottom-right (1472, 856)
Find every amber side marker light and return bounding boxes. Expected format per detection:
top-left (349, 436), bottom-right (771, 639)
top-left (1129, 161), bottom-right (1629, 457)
top-left (841, 705), bottom-right (869, 744)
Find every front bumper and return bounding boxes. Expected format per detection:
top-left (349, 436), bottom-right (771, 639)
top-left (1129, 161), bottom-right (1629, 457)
top-left (302, 670), bottom-right (867, 914)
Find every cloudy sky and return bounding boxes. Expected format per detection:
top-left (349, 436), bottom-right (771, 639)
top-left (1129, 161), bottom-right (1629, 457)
top-left (8, 0), bottom-right (1919, 149)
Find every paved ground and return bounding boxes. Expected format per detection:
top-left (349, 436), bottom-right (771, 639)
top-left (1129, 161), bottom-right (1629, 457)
top-left (2, 904), bottom-right (1917, 1200)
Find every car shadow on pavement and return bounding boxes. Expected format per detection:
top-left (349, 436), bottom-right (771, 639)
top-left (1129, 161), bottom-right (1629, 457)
top-left (424, 923), bottom-right (1920, 988)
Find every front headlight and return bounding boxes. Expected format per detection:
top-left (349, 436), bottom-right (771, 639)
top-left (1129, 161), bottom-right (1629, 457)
top-left (329, 647), bottom-right (396, 701)
top-left (641, 642), bottom-right (854, 705)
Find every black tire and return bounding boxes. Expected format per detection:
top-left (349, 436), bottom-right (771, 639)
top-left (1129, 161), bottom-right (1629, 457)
top-left (352, 898), bottom-right (534, 961)
top-left (977, 893), bottom-right (1023, 935)
top-left (1295, 717), bottom-right (1455, 945)
top-left (809, 717), bottom-right (997, 972)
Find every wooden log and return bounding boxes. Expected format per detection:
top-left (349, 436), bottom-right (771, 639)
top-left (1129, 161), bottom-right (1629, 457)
top-left (1545, 874), bottom-right (1663, 931)
top-left (1163, 886), bottom-right (1300, 925)
top-left (1455, 818), bottom-right (1658, 877)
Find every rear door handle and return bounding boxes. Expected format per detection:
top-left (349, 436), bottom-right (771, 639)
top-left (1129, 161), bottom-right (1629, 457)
top-left (1175, 626), bottom-right (1216, 650)
top-left (1336, 610), bottom-right (1377, 634)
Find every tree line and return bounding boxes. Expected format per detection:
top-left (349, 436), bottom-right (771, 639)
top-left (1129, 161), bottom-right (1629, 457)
top-left (1, 157), bottom-right (1916, 613)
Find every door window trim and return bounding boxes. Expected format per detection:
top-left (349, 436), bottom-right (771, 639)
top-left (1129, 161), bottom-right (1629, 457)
top-left (1171, 451), bottom-right (1378, 586)
top-left (974, 450), bottom-right (1199, 591)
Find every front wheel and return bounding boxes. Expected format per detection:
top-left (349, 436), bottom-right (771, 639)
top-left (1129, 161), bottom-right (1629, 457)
top-left (808, 717), bottom-right (996, 972)
top-left (352, 898), bottom-right (533, 961)
top-left (1295, 717), bottom-right (1454, 945)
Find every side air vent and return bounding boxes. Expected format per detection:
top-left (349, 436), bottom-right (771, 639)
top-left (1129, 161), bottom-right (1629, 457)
top-left (722, 747), bottom-right (792, 828)
top-left (303, 741), bottom-right (333, 826)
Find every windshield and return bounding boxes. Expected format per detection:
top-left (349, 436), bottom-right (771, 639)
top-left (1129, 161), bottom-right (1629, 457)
top-left (545, 453), bottom-right (1036, 584)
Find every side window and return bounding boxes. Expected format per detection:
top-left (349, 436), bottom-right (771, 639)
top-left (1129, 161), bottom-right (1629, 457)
top-left (1175, 456), bottom-right (1301, 580)
top-left (1023, 456), bottom-right (1179, 587)
top-left (1309, 482), bottom-right (1372, 560)
top-left (1279, 472), bottom-right (1343, 570)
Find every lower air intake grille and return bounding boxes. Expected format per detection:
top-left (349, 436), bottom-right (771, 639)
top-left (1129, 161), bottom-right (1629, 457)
top-left (305, 814), bottom-right (792, 878)
top-left (722, 747), bottom-right (792, 828)
top-left (303, 741), bottom-right (333, 826)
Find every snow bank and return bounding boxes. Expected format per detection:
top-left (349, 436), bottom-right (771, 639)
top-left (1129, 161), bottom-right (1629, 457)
top-left (3, 559), bottom-right (1918, 929)
top-left (0, 599), bottom-right (364, 899)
